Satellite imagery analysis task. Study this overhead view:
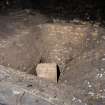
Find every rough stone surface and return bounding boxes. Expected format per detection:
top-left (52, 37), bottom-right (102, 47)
top-left (0, 10), bottom-right (48, 73)
top-left (40, 23), bottom-right (103, 75)
top-left (0, 65), bottom-right (74, 105)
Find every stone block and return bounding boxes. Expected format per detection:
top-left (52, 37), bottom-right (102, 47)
top-left (36, 63), bottom-right (57, 82)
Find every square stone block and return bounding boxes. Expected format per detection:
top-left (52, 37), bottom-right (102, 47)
top-left (36, 63), bottom-right (57, 82)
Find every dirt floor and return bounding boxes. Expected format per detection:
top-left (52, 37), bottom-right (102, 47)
top-left (0, 9), bottom-right (105, 105)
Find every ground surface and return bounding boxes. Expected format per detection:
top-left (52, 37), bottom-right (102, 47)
top-left (0, 9), bottom-right (105, 105)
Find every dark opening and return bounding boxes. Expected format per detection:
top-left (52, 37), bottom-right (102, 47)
top-left (57, 65), bottom-right (60, 82)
